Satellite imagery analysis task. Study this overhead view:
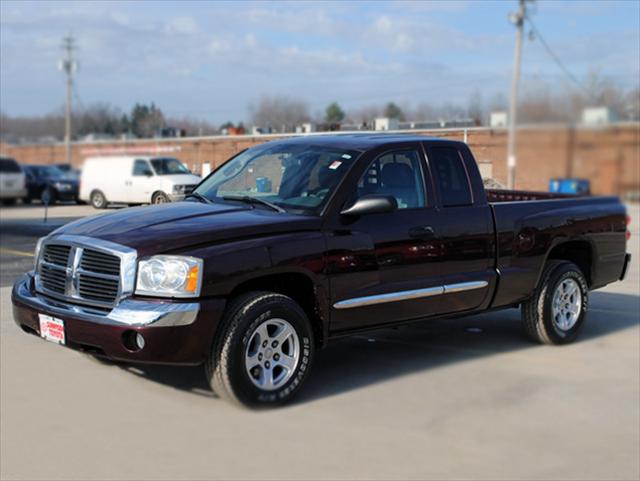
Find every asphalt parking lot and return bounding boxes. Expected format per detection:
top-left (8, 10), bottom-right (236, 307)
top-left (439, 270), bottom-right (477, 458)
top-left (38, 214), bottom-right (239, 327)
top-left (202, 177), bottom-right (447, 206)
top-left (1, 203), bottom-right (639, 481)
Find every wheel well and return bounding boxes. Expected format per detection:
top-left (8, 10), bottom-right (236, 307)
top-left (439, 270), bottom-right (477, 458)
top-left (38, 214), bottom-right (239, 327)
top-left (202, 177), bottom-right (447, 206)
top-left (547, 241), bottom-right (593, 286)
top-left (151, 190), bottom-right (166, 200)
top-left (227, 273), bottom-right (324, 347)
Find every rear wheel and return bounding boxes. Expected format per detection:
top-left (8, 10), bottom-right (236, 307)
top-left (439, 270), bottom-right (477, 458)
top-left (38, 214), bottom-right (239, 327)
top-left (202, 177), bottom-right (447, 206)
top-left (90, 190), bottom-right (107, 209)
top-left (205, 291), bottom-right (315, 408)
top-left (152, 192), bottom-right (169, 204)
top-left (522, 260), bottom-right (589, 345)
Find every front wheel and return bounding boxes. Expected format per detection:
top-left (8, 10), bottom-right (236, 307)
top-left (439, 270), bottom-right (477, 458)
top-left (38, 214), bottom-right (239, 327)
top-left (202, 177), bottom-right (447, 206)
top-left (152, 192), bottom-right (170, 204)
top-left (522, 260), bottom-right (589, 345)
top-left (205, 292), bottom-right (315, 408)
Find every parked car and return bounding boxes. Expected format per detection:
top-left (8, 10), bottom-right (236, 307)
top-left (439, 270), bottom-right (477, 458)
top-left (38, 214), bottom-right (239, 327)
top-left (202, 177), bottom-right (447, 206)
top-left (23, 165), bottom-right (79, 204)
top-left (54, 164), bottom-right (81, 180)
top-left (79, 156), bottom-right (201, 208)
top-left (12, 135), bottom-right (631, 408)
top-left (0, 156), bottom-right (27, 205)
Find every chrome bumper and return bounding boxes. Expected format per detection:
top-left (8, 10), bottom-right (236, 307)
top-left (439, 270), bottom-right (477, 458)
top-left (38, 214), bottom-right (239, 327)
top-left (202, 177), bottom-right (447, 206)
top-left (13, 273), bottom-right (199, 327)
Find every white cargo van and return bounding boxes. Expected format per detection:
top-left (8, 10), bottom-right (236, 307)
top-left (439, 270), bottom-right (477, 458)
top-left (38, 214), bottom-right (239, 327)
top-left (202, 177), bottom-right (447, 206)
top-left (0, 156), bottom-right (27, 205)
top-left (79, 156), bottom-right (201, 209)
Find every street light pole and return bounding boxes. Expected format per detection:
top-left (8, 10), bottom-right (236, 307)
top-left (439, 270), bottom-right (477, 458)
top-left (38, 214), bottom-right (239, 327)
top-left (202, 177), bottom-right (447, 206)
top-left (507, 0), bottom-right (527, 190)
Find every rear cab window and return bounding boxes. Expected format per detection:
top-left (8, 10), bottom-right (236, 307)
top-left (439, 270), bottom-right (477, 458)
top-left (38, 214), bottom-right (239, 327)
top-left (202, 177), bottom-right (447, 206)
top-left (428, 146), bottom-right (473, 207)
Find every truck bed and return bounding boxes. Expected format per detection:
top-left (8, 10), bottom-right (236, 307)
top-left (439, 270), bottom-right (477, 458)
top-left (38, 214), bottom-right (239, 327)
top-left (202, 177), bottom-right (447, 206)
top-left (486, 189), bottom-right (579, 202)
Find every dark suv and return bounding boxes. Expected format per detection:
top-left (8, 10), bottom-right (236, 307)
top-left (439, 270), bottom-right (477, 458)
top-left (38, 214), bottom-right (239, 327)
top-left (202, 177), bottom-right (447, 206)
top-left (23, 165), bottom-right (79, 204)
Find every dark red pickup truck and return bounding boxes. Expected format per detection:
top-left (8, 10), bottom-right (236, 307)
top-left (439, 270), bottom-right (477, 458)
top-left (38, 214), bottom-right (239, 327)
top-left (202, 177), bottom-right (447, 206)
top-left (12, 135), bottom-right (631, 407)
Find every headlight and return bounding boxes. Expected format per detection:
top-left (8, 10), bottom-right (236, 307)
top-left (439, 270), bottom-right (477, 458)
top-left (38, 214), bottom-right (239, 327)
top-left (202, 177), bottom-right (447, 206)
top-left (34, 237), bottom-right (46, 270)
top-left (135, 255), bottom-right (203, 298)
top-left (172, 184), bottom-right (195, 194)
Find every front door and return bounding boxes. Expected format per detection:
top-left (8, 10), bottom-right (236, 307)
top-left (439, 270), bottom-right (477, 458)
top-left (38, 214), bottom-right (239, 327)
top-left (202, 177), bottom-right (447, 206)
top-left (127, 159), bottom-right (157, 203)
top-left (327, 146), bottom-right (444, 332)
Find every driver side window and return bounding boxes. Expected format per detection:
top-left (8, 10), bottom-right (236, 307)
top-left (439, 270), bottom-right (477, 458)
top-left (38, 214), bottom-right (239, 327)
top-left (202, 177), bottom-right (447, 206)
top-left (356, 149), bottom-right (426, 209)
top-left (132, 159), bottom-right (153, 176)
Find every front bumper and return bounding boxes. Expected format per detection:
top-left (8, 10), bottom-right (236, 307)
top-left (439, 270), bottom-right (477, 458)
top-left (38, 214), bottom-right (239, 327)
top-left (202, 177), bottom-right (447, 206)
top-left (12, 273), bottom-right (225, 364)
top-left (0, 188), bottom-right (27, 199)
top-left (168, 193), bottom-right (187, 202)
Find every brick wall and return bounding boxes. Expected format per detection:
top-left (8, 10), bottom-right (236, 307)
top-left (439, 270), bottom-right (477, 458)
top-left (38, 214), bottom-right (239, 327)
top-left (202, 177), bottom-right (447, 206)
top-left (1, 124), bottom-right (638, 197)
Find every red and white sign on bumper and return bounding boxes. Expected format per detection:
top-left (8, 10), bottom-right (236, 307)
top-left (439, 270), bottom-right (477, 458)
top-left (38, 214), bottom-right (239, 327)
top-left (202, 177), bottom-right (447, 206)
top-left (38, 314), bottom-right (66, 345)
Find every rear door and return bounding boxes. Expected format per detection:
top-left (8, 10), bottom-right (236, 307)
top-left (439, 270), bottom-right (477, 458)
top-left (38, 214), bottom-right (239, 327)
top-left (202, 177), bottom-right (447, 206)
top-left (425, 143), bottom-right (496, 313)
top-left (327, 144), bottom-right (445, 331)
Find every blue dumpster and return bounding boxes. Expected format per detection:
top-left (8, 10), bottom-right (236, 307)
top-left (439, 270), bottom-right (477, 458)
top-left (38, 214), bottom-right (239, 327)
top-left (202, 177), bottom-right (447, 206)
top-left (549, 178), bottom-right (590, 195)
top-left (256, 177), bottom-right (272, 193)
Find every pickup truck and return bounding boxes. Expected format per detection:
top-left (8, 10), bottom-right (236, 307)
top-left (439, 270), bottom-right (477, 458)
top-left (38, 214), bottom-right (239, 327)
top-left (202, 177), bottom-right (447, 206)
top-left (12, 135), bottom-right (631, 407)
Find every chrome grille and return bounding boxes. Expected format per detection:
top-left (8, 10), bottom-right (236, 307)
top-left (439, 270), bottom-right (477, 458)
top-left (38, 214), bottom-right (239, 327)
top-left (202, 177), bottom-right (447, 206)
top-left (80, 249), bottom-right (120, 275)
top-left (37, 241), bottom-right (125, 308)
top-left (78, 273), bottom-right (119, 302)
top-left (39, 263), bottom-right (67, 294)
top-left (42, 244), bottom-right (71, 265)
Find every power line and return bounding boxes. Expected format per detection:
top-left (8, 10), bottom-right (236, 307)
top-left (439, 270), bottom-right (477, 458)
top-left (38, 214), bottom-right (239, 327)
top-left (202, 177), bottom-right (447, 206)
top-left (525, 14), bottom-right (590, 95)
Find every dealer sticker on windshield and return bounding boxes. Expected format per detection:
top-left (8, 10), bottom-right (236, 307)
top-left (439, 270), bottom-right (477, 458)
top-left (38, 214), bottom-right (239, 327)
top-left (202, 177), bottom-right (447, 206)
top-left (38, 314), bottom-right (66, 345)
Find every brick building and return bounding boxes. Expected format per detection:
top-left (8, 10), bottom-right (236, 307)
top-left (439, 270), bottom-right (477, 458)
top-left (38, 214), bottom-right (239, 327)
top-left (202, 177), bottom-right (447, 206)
top-left (1, 123), bottom-right (638, 198)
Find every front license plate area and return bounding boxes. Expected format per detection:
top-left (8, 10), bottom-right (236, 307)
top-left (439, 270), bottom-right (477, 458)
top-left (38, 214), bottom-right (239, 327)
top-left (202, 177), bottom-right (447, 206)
top-left (38, 314), bottom-right (66, 345)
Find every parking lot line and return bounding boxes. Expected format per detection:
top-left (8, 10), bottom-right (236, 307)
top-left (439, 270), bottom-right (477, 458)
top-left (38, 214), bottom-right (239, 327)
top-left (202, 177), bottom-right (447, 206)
top-left (0, 247), bottom-right (33, 258)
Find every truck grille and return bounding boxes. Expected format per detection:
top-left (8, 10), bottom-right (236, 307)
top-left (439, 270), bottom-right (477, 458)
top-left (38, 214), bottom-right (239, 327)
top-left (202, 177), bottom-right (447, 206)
top-left (37, 243), bottom-right (123, 308)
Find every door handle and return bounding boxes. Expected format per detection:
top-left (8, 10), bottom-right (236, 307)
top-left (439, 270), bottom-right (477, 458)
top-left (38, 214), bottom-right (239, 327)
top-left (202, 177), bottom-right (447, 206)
top-left (409, 226), bottom-right (435, 239)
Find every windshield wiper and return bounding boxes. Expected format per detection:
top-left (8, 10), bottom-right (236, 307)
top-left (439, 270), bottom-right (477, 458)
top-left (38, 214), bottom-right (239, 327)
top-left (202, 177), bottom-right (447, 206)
top-left (222, 195), bottom-right (285, 213)
top-left (184, 192), bottom-right (214, 204)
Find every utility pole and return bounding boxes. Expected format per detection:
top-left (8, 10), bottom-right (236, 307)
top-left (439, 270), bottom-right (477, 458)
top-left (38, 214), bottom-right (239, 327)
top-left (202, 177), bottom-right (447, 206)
top-left (506, 0), bottom-right (529, 189)
top-left (60, 35), bottom-right (77, 165)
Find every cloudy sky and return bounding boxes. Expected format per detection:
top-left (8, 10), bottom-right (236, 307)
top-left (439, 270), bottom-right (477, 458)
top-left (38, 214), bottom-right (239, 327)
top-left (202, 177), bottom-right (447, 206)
top-left (1, 0), bottom-right (638, 123)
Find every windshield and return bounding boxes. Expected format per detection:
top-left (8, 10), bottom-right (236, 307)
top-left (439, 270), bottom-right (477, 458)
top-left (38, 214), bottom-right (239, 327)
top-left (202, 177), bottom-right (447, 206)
top-left (193, 143), bottom-right (359, 214)
top-left (44, 166), bottom-right (64, 179)
top-left (28, 165), bottom-right (63, 179)
top-left (151, 157), bottom-right (190, 175)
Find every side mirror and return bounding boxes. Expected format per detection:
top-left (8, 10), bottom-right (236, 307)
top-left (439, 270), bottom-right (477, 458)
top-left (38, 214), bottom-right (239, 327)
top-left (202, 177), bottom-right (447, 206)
top-left (144, 170), bottom-right (154, 177)
top-left (341, 194), bottom-right (398, 216)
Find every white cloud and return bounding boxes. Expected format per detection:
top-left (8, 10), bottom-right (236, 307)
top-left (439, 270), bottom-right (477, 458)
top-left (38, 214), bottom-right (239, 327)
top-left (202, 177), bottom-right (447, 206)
top-left (164, 16), bottom-right (198, 35)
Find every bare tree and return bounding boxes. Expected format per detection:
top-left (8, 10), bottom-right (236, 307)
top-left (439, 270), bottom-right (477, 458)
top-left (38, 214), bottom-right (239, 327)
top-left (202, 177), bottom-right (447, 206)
top-left (466, 89), bottom-right (484, 124)
top-left (249, 95), bottom-right (310, 132)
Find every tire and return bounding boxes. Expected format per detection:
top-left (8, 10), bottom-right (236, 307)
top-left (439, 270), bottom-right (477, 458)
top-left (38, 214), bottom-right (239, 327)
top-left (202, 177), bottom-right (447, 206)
top-left (22, 197), bottom-right (32, 205)
top-left (90, 190), bottom-right (108, 209)
top-left (3, 198), bottom-right (16, 206)
top-left (205, 291), bottom-right (315, 408)
top-left (152, 192), bottom-right (170, 204)
top-left (522, 260), bottom-right (589, 345)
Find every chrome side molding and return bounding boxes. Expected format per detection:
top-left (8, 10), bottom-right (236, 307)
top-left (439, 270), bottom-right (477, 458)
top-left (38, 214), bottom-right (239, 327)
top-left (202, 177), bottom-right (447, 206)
top-left (333, 280), bottom-right (488, 309)
top-left (443, 281), bottom-right (488, 294)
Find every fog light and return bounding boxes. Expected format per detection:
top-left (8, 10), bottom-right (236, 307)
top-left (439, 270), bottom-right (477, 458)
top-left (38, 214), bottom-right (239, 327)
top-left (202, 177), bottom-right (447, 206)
top-left (122, 330), bottom-right (145, 352)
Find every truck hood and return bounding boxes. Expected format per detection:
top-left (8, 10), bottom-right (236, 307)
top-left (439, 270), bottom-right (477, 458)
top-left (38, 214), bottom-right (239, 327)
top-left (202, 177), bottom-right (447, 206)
top-left (54, 201), bottom-right (321, 255)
